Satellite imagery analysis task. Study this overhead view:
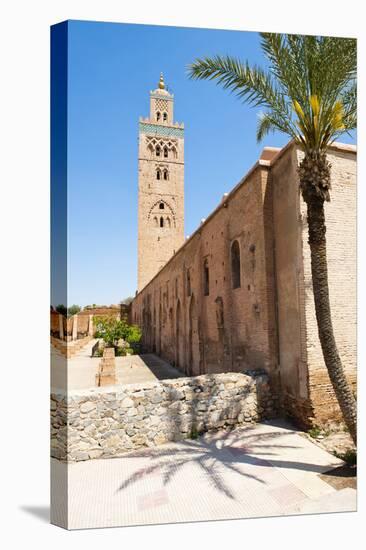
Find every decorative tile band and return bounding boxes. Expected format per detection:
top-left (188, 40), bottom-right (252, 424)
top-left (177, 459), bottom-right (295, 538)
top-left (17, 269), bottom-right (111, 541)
top-left (150, 93), bottom-right (174, 100)
top-left (139, 122), bottom-right (184, 138)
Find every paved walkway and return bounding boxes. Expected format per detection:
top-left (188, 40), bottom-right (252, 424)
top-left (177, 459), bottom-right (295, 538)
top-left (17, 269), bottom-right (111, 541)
top-left (52, 420), bottom-right (356, 529)
top-left (51, 339), bottom-right (99, 392)
top-left (51, 347), bottom-right (183, 392)
top-left (116, 353), bottom-right (183, 384)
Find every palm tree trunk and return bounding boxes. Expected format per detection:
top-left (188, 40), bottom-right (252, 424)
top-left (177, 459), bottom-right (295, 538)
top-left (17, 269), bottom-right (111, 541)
top-left (305, 194), bottom-right (357, 444)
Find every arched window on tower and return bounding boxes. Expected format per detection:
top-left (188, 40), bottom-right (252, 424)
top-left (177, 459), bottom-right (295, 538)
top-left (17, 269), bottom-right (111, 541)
top-left (163, 146), bottom-right (168, 158)
top-left (231, 240), bottom-right (241, 289)
top-left (163, 112), bottom-right (168, 121)
top-left (172, 146), bottom-right (177, 159)
top-left (159, 202), bottom-right (165, 210)
top-left (160, 217), bottom-right (164, 228)
top-left (163, 169), bottom-right (169, 181)
top-left (153, 216), bottom-right (158, 227)
top-left (167, 217), bottom-right (171, 228)
top-left (156, 169), bottom-right (161, 180)
top-left (156, 111), bottom-right (161, 121)
top-left (156, 145), bottom-right (161, 157)
top-left (203, 259), bottom-right (209, 296)
top-left (186, 269), bottom-right (191, 297)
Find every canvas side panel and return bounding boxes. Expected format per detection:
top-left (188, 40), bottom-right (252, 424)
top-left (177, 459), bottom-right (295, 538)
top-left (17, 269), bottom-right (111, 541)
top-left (50, 20), bottom-right (68, 530)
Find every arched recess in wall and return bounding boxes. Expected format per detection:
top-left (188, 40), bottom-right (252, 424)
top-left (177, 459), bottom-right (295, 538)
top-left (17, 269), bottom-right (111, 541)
top-left (231, 240), bottom-right (241, 289)
top-left (189, 294), bottom-right (200, 376)
top-left (153, 307), bottom-right (156, 353)
top-left (158, 303), bottom-right (162, 355)
top-left (186, 268), bottom-right (192, 296)
top-left (203, 259), bottom-right (210, 296)
top-left (175, 299), bottom-right (184, 370)
top-left (215, 296), bottom-right (224, 329)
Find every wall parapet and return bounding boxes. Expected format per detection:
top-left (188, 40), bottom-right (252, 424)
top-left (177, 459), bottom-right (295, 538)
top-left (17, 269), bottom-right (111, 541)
top-left (51, 371), bottom-right (276, 462)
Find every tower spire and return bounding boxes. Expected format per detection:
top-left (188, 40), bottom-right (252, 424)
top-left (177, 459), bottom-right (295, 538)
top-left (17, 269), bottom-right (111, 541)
top-left (158, 72), bottom-right (165, 90)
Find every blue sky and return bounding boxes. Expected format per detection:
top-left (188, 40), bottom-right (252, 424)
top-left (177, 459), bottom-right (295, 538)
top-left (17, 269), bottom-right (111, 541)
top-left (66, 21), bottom-right (356, 307)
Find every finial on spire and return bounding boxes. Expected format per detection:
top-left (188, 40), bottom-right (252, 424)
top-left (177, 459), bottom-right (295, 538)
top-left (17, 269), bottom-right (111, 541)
top-left (158, 73), bottom-right (165, 90)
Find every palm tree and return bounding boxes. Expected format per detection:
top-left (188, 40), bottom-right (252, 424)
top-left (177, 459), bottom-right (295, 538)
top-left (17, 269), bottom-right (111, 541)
top-left (188, 34), bottom-right (357, 443)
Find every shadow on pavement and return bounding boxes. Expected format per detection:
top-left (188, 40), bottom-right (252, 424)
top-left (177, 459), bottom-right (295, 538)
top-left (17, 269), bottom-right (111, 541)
top-left (116, 428), bottom-right (305, 501)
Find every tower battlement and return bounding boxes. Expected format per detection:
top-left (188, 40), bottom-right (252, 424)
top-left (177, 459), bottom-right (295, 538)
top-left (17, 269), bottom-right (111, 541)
top-left (139, 116), bottom-right (185, 129)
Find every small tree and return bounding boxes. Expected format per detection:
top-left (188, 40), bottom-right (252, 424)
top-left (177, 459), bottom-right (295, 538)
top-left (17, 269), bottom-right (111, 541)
top-left (125, 324), bottom-right (141, 343)
top-left (67, 304), bottom-right (81, 317)
top-left (125, 324), bottom-right (142, 350)
top-left (94, 316), bottom-right (141, 350)
top-left (55, 304), bottom-right (67, 316)
top-left (94, 316), bottom-right (126, 347)
top-left (121, 296), bottom-right (134, 306)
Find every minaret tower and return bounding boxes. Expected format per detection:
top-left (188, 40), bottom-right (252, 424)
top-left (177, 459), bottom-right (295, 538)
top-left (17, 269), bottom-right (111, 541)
top-left (137, 74), bottom-right (185, 291)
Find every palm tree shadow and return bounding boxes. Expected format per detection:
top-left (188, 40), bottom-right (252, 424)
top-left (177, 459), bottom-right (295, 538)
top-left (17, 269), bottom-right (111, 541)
top-left (116, 421), bottom-right (338, 502)
top-left (116, 430), bottom-right (299, 500)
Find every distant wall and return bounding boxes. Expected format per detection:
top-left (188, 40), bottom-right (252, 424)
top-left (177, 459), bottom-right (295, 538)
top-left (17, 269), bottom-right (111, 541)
top-left (51, 371), bottom-right (275, 461)
top-left (50, 305), bottom-right (130, 341)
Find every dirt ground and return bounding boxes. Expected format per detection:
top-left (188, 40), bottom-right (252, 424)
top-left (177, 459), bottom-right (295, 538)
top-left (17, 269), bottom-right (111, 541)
top-left (302, 424), bottom-right (357, 491)
top-left (320, 464), bottom-right (357, 490)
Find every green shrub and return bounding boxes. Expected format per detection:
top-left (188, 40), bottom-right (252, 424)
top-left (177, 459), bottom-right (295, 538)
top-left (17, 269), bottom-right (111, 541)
top-left (333, 449), bottom-right (357, 466)
top-left (94, 316), bottom-right (141, 348)
top-left (190, 426), bottom-right (199, 440)
top-left (125, 324), bottom-right (142, 346)
top-left (115, 346), bottom-right (134, 357)
top-left (308, 426), bottom-right (322, 439)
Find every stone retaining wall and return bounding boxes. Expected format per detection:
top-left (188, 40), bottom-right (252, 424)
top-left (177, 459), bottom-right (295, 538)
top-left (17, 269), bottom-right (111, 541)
top-left (51, 371), bottom-right (276, 462)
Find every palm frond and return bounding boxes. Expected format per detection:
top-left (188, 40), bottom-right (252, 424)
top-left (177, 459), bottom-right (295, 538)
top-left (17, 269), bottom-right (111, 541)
top-left (257, 111), bottom-right (305, 146)
top-left (188, 34), bottom-right (357, 152)
top-left (188, 55), bottom-right (278, 108)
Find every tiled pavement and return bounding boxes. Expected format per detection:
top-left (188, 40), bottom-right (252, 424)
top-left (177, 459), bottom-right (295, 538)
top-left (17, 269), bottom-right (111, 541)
top-left (52, 420), bottom-right (356, 529)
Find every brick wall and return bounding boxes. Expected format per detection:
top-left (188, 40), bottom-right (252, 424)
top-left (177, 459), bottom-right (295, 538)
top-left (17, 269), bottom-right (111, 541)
top-left (271, 142), bottom-right (356, 427)
top-left (298, 146), bottom-right (357, 424)
top-left (132, 160), bottom-right (278, 385)
top-left (132, 141), bottom-right (357, 429)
